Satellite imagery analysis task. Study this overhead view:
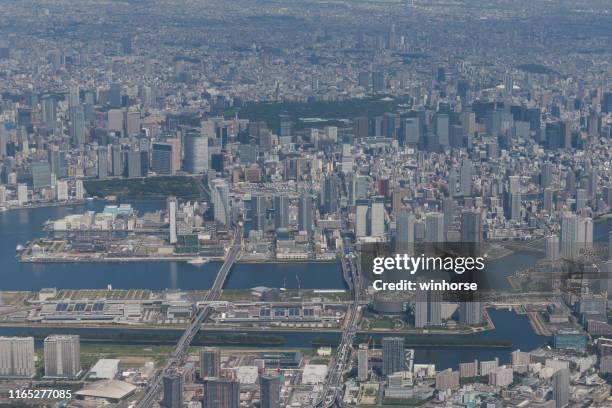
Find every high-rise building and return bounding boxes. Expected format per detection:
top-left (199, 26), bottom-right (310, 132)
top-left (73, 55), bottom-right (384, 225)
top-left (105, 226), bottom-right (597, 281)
top-left (98, 146), bottom-right (109, 179)
top-left (56, 180), bottom-right (68, 201)
top-left (260, 374), bottom-right (281, 408)
top-left (184, 134), bottom-right (209, 174)
top-left (355, 200), bottom-right (369, 238)
top-left (414, 290), bottom-right (442, 328)
top-left (298, 191), bottom-right (313, 234)
top-left (32, 161), bottom-right (52, 189)
top-left (203, 378), bottom-right (240, 408)
top-left (127, 150), bottom-right (148, 178)
top-left (161, 372), bottom-right (183, 408)
top-left (211, 179), bottom-right (230, 226)
top-left (425, 212), bottom-right (444, 242)
top-left (0, 123), bottom-right (7, 157)
top-left (461, 209), bottom-right (482, 243)
top-left (41, 96), bottom-right (57, 127)
top-left (372, 71), bottom-right (385, 92)
top-left (0, 337), bottom-right (35, 378)
top-left (75, 180), bottom-right (84, 200)
top-left (353, 117), bottom-right (369, 139)
top-left (546, 235), bottom-right (560, 261)
top-left (561, 212), bottom-right (577, 260)
top-left (552, 368), bottom-right (569, 408)
top-left (435, 368), bottom-right (459, 391)
top-left (460, 159), bottom-right (472, 196)
top-left (151, 143), bottom-right (174, 175)
top-left (459, 301), bottom-right (483, 325)
top-left (17, 184), bottom-right (28, 205)
top-left (488, 367), bottom-right (513, 387)
top-left (435, 113), bottom-right (449, 147)
top-left (370, 197), bottom-right (385, 237)
top-left (544, 187), bottom-right (554, 213)
top-left (109, 83), bottom-right (122, 108)
top-left (357, 344), bottom-right (368, 381)
top-left (273, 195), bottom-right (289, 229)
top-left (167, 197), bottom-right (177, 245)
top-left (540, 162), bottom-right (553, 188)
top-left (279, 114), bottom-right (292, 138)
top-left (511, 350), bottom-right (531, 366)
top-left (561, 212), bottom-right (593, 259)
top-left (252, 194), bottom-right (268, 232)
top-left (396, 211), bottom-right (415, 255)
top-left (382, 337), bottom-right (405, 376)
top-left (200, 347), bottom-right (220, 379)
top-left (107, 109), bottom-right (124, 133)
top-left (402, 118), bottom-right (420, 146)
top-left (43, 335), bottom-right (80, 378)
top-left (112, 145), bottom-right (124, 177)
top-left (322, 174), bottom-right (339, 214)
top-left (459, 360), bottom-right (478, 378)
top-left (69, 105), bottom-right (86, 146)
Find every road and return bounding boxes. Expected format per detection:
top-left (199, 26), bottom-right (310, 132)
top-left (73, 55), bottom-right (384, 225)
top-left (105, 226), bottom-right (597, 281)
top-left (134, 225), bottom-right (242, 408)
top-left (315, 239), bottom-right (361, 408)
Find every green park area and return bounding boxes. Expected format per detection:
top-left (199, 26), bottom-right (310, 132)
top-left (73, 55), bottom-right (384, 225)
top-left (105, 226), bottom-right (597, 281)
top-left (84, 176), bottom-right (201, 199)
top-left (225, 95), bottom-right (412, 132)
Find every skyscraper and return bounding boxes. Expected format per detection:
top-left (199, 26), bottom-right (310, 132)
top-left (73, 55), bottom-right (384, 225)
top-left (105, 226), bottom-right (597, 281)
top-left (382, 337), bottom-right (405, 376)
top-left (109, 83), bottom-right (122, 108)
top-left (161, 372), bottom-right (183, 408)
top-left (97, 146), bottom-right (109, 179)
top-left (112, 145), bottom-right (124, 176)
top-left (252, 194), bottom-right (268, 232)
top-left (127, 150), bottom-right (148, 178)
top-left (41, 96), bottom-right (57, 127)
top-left (200, 347), bottom-right (220, 379)
top-left (56, 180), bottom-right (68, 201)
top-left (211, 179), bottom-right (230, 226)
top-left (370, 197), bottom-right (385, 237)
top-left (396, 211), bottom-right (415, 255)
top-left (298, 191), bottom-right (313, 234)
top-left (414, 290), bottom-right (442, 328)
top-left (355, 200), bottom-right (369, 238)
top-left (561, 212), bottom-right (593, 260)
top-left (17, 184), bottom-right (28, 205)
top-left (552, 368), bottom-right (569, 408)
top-left (43, 335), bottom-right (80, 378)
top-left (357, 343), bottom-right (368, 381)
top-left (167, 197), bottom-right (177, 244)
top-left (184, 134), bottom-right (209, 174)
top-left (69, 105), bottom-right (86, 146)
top-left (32, 161), bottom-right (52, 190)
top-left (68, 85), bottom-right (80, 108)
top-left (435, 113), bottom-right (450, 147)
top-left (459, 301), bottom-right (483, 326)
top-left (425, 212), bottom-right (444, 242)
top-left (0, 123), bottom-right (7, 158)
top-left (203, 378), bottom-right (240, 408)
top-left (576, 188), bottom-right (587, 212)
top-left (75, 179), bottom-right (84, 200)
top-left (151, 143), bottom-right (174, 175)
top-left (260, 374), bottom-right (281, 408)
top-left (322, 174), bottom-right (339, 214)
top-left (0, 337), bottom-right (35, 378)
top-left (273, 195), bottom-right (289, 229)
top-left (461, 209), bottom-right (482, 243)
top-left (460, 159), bottom-right (472, 196)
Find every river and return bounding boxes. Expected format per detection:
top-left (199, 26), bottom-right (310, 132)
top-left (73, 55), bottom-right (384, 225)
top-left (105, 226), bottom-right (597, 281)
top-left (0, 309), bottom-right (549, 371)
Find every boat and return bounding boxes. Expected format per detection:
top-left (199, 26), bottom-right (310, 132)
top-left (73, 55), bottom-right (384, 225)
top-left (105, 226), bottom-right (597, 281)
top-left (16, 244), bottom-right (24, 252)
top-left (187, 257), bottom-right (209, 266)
